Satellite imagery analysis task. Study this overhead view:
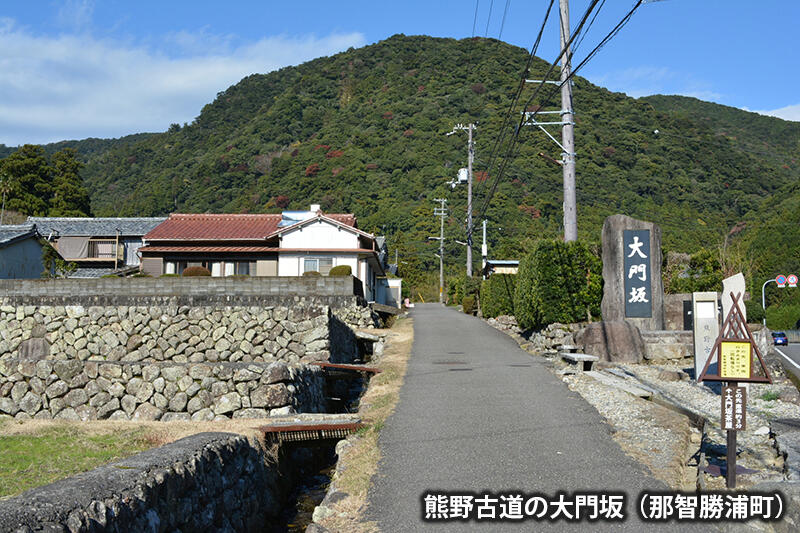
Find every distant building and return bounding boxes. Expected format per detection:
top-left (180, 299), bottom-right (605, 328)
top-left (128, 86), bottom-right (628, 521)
top-left (28, 217), bottom-right (167, 278)
top-left (139, 205), bottom-right (395, 304)
top-left (0, 224), bottom-right (46, 279)
top-left (482, 259), bottom-right (520, 278)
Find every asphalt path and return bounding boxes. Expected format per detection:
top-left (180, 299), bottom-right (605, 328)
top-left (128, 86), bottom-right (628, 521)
top-left (367, 304), bottom-right (700, 532)
top-left (775, 343), bottom-right (800, 381)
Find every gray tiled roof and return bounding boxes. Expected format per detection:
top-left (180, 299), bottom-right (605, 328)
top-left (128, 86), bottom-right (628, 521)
top-left (69, 267), bottom-right (117, 278)
top-left (27, 217), bottom-right (167, 237)
top-left (0, 224), bottom-right (37, 248)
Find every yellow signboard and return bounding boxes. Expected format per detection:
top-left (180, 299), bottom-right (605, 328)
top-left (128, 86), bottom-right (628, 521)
top-left (720, 342), bottom-right (751, 379)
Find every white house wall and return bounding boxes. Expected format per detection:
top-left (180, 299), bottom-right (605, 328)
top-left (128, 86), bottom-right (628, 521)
top-left (280, 220), bottom-right (359, 249)
top-left (277, 253), bottom-right (358, 277)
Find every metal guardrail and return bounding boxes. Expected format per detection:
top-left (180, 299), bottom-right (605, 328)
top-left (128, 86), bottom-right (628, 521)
top-left (781, 329), bottom-right (800, 343)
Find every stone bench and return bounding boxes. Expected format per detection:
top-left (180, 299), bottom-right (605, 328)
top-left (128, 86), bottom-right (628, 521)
top-left (561, 352), bottom-right (599, 372)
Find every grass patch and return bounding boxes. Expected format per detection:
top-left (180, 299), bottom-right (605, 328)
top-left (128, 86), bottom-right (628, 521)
top-left (0, 423), bottom-right (152, 499)
top-left (760, 391), bottom-right (780, 402)
top-left (318, 315), bottom-right (414, 532)
top-left (0, 418), bottom-right (273, 500)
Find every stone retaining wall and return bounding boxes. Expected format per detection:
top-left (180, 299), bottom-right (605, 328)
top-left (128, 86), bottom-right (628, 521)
top-left (1, 303), bottom-right (374, 364)
top-left (0, 432), bottom-right (292, 532)
top-left (0, 359), bottom-right (324, 421)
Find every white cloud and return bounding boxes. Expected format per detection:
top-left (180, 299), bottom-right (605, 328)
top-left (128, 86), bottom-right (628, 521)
top-left (588, 65), bottom-right (722, 102)
top-left (0, 20), bottom-right (365, 145)
top-left (752, 103), bottom-right (800, 122)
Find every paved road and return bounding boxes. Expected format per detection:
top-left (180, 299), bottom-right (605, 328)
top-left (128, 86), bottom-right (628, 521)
top-left (775, 343), bottom-right (800, 381)
top-left (367, 304), bottom-right (698, 532)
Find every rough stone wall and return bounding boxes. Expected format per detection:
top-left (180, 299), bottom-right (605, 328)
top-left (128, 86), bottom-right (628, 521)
top-left (0, 303), bottom-right (374, 364)
top-left (0, 432), bottom-right (292, 532)
top-left (0, 359), bottom-right (324, 421)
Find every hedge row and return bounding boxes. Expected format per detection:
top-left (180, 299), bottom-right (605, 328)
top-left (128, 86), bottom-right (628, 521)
top-left (479, 274), bottom-right (516, 318)
top-left (512, 240), bottom-right (602, 330)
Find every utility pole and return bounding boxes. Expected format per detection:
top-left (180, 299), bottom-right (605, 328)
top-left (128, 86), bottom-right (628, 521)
top-left (447, 123), bottom-right (476, 276)
top-left (522, 0), bottom-right (577, 242)
top-left (559, 0), bottom-right (577, 241)
top-left (432, 198), bottom-right (448, 303)
top-left (481, 220), bottom-right (488, 279)
top-left (0, 174), bottom-right (9, 226)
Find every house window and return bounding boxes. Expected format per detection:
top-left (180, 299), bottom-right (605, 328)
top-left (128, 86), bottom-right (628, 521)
top-left (236, 262), bottom-right (250, 275)
top-left (303, 257), bottom-right (333, 275)
top-left (88, 239), bottom-right (118, 259)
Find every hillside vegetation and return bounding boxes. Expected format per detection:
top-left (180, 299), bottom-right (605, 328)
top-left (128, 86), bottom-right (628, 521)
top-left (1, 35), bottom-right (798, 298)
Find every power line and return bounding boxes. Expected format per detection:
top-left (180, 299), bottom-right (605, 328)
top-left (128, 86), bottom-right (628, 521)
top-left (498, 0), bottom-right (512, 40)
top-left (484, 0), bottom-right (495, 37)
top-left (477, 0), bottom-right (646, 223)
top-left (474, 0), bottom-right (556, 200)
top-left (476, 0), bottom-right (605, 221)
top-left (471, 0), bottom-right (481, 37)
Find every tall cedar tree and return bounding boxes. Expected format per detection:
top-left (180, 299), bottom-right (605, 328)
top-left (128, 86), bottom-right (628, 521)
top-left (50, 148), bottom-right (91, 216)
top-left (0, 145), bottom-right (91, 217)
top-left (1, 144), bottom-right (51, 216)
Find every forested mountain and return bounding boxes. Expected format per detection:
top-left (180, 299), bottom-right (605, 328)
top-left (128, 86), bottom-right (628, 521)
top-left (2, 35), bottom-right (798, 296)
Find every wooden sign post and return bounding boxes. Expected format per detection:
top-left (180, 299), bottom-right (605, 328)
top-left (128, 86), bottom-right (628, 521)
top-left (698, 292), bottom-right (772, 488)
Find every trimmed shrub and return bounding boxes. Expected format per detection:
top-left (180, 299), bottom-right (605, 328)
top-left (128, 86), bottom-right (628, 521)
top-left (160, 273), bottom-right (179, 278)
top-left (513, 240), bottom-right (602, 330)
top-left (766, 303), bottom-right (800, 330)
top-left (328, 265), bottom-right (352, 276)
top-left (448, 275), bottom-right (480, 305)
top-left (182, 266), bottom-right (211, 277)
top-left (462, 295), bottom-right (476, 315)
top-left (302, 271), bottom-right (321, 277)
top-left (131, 272), bottom-right (151, 277)
top-left (744, 299), bottom-right (765, 324)
top-left (480, 274), bottom-right (517, 318)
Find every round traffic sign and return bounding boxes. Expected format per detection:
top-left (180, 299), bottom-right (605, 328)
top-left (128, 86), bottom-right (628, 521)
top-left (776, 274), bottom-right (787, 287)
top-left (788, 274), bottom-right (798, 287)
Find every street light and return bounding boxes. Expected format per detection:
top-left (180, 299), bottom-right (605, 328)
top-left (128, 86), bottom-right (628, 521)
top-left (761, 278), bottom-right (775, 326)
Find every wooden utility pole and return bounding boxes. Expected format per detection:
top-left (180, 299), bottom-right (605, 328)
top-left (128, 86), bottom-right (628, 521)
top-left (560, 0), bottom-right (577, 241)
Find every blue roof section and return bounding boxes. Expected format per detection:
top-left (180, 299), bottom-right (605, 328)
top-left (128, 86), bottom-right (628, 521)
top-left (487, 260), bottom-right (519, 265)
top-left (277, 211), bottom-right (316, 227)
top-left (27, 217), bottom-right (167, 237)
top-left (0, 224), bottom-right (38, 248)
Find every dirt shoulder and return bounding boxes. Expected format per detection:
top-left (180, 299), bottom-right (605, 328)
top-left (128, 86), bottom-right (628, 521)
top-left (311, 314), bottom-right (414, 533)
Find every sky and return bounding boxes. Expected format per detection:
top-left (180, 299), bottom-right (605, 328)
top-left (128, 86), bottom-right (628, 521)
top-left (1, 0), bottom-right (798, 146)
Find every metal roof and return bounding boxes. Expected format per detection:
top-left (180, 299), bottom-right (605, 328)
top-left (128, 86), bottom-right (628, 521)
top-left (486, 260), bottom-right (520, 266)
top-left (145, 212), bottom-right (359, 241)
top-left (0, 224), bottom-right (38, 248)
top-left (28, 217), bottom-right (167, 237)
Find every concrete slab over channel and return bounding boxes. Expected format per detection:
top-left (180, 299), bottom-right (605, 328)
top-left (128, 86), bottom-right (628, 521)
top-left (367, 304), bottom-right (701, 532)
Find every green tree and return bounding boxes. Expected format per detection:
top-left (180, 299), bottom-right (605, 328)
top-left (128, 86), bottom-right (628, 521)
top-left (1, 144), bottom-right (51, 215)
top-left (49, 148), bottom-right (91, 216)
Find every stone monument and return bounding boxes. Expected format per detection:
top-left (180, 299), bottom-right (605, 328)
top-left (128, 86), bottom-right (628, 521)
top-left (601, 214), bottom-right (665, 331)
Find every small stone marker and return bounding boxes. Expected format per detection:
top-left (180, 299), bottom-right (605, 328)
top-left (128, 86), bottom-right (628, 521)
top-left (692, 291), bottom-right (719, 380)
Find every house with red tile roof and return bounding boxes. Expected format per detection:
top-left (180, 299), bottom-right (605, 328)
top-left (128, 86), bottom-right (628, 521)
top-left (139, 205), bottom-right (392, 303)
